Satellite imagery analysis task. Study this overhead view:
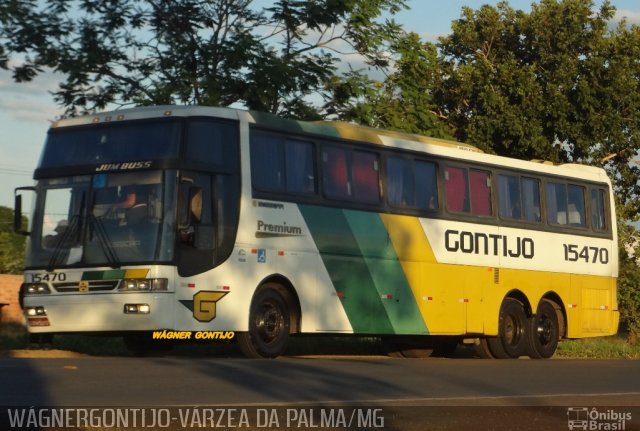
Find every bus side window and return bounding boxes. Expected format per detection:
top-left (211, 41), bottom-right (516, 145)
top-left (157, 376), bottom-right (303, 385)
top-left (591, 188), bottom-right (607, 231)
top-left (250, 134), bottom-right (284, 192)
top-left (547, 182), bottom-right (585, 227)
top-left (498, 174), bottom-right (520, 219)
top-left (546, 182), bottom-right (567, 225)
top-left (387, 157), bottom-right (413, 207)
top-left (568, 184), bottom-right (586, 227)
top-left (415, 160), bottom-right (438, 210)
top-left (387, 158), bottom-right (437, 210)
top-left (285, 140), bottom-right (315, 195)
top-left (445, 166), bottom-right (469, 213)
top-left (522, 177), bottom-right (541, 222)
top-left (352, 151), bottom-right (380, 204)
top-left (470, 169), bottom-right (492, 216)
top-left (323, 147), bottom-right (350, 200)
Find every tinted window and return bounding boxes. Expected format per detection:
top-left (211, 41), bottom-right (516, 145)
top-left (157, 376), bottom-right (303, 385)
top-left (498, 175), bottom-right (540, 222)
top-left (591, 188), bottom-right (607, 231)
top-left (446, 166), bottom-right (491, 216)
top-left (41, 120), bottom-right (181, 168)
top-left (445, 166), bottom-right (469, 212)
top-left (250, 132), bottom-right (315, 195)
top-left (388, 157), bottom-right (437, 210)
top-left (568, 185), bottom-right (586, 227)
top-left (322, 146), bottom-right (380, 204)
top-left (470, 169), bottom-right (492, 216)
top-left (498, 174), bottom-right (520, 219)
top-left (186, 119), bottom-right (238, 167)
top-left (415, 161), bottom-right (438, 210)
top-left (522, 177), bottom-right (541, 222)
top-left (352, 151), bottom-right (380, 204)
top-left (387, 157), bottom-right (413, 207)
top-left (547, 182), bottom-right (585, 227)
top-left (285, 140), bottom-right (315, 194)
top-left (251, 134), bottom-right (284, 191)
top-left (323, 146), bottom-right (350, 199)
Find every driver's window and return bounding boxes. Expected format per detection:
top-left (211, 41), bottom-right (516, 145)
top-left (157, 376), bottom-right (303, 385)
top-left (41, 187), bottom-right (75, 250)
top-left (177, 172), bottom-right (214, 277)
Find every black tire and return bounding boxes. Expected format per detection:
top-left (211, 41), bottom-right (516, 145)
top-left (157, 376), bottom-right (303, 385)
top-left (527, 299), bottom-right (560, 359)
top-left (473, 338), bottom-right (495, 359)
top-left (487, 298), bottom-right (528, 359)
top-left (238, 287), bottom-right (290, 358)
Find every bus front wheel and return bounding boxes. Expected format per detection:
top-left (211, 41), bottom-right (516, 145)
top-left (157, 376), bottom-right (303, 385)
top-left (487, 298), bottom-right (528, 359)
top-left (527, 299), bottom-right (560, 359)
top-left (238, 286), bottom-right (290, 358)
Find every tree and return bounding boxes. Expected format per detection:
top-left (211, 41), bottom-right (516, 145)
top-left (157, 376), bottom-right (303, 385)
top-left (431, 0), bottom-right (640, 339)
top-left (0, 206), bottom-right (25, 274)
top-left (325, 31), bottom-right (453, 139)
top-left (435, 0), bottom-right (640, 220)
top-left (328, 0), bottom-right (640, 339)
top-left (0, 0), bottom-right (406, 119)
top-left (617, 224), bottom-right (640, 342)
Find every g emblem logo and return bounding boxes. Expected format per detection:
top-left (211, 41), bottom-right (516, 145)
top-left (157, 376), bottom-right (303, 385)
top-left (79, 281), bottom-right (89, 293)
top-left (193, 291), bottom-right (228, 322)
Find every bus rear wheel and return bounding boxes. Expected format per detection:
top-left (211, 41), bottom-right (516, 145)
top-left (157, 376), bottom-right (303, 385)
top-left (382, 337), bottom-right (434, 358)
top-left (238, 286), bottom-right (290, 358)
top-left (487, 298), bottom-right (528, 359)
top-left (527, 299), bottom-right (560, 359)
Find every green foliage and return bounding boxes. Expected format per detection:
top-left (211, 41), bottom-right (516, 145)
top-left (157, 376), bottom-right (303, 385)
top-left (0, 206), bottom-right (26, 274)
top-left (0, 0), bottom-right (404, 118)
top-left (325, 32), bottom-right (453, 139)
top-left (430, 0), bottom-right (640, 339)
top-left (327, 0), bottom-right (640, 338)
top-left (617, 224), bottom-right (640, 339)
top-left (0, 0), bottom-right (406, 120)
top-left (556, 335), bottom-right (640, 359)
top-left (435, 0), bottom-right (640, 220)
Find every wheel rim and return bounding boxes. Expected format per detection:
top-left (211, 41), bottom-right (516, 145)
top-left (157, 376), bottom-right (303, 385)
top-left (255, 300), bottom-right (285, 345)
top-left (504, 312), bottom-right (523, 347)
top-left (535, 313), bottom-right (553, 346)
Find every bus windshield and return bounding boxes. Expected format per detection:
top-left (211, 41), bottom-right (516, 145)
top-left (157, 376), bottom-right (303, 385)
top-left (38, 120), bottom-right (181, 170)
top-left (26, 170), bottom-right (177, 269)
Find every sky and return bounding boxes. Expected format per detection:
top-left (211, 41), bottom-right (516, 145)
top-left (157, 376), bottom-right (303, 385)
top-left (1, 0), bottom-right (639, 210)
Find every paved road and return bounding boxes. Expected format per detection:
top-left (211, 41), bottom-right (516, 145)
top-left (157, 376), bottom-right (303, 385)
top-left (1, 356), bottom-right (638, 430)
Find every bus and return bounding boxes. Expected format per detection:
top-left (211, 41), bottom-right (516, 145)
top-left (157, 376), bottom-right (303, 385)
top-left (14, 105), bottom-right (619, 358)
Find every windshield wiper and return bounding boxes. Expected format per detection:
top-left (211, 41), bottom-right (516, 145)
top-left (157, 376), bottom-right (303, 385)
top-left (47, 214), bottom-right (81, 272)
top-left (88, 215), bottom-right (120, 269)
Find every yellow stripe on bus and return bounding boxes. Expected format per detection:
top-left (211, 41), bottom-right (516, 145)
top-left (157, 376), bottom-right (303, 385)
top-left (124, 269), bottom-right (150, 278)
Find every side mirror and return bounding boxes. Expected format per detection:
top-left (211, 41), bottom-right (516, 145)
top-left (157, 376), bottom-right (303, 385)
top-left (178, 185), bottom-right (203, 229)
top-left (14, 187), bottom-right (35, 236)
top-left (189, 187), bottom-right (203, 223)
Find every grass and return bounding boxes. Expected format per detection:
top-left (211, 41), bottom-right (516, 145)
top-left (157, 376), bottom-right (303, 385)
top-left (1, 321), bottom-right (639, 359)
top-left (556, 334), bottom-right (640, 359)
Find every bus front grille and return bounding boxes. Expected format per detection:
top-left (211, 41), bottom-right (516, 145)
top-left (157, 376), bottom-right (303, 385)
top-left (53, 281), bottom-right (120, 292)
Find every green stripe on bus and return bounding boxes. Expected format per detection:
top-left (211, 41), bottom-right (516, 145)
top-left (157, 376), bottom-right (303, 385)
top-left (299, 205), bottom-right (393, 334)
top-left (343, 210), bottom-right (428, 335)
top-left (81, 270), bottom-right (125, 280)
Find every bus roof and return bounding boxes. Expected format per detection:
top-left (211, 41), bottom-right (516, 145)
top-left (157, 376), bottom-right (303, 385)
top-left (49, 105), bottom-right (610, 184)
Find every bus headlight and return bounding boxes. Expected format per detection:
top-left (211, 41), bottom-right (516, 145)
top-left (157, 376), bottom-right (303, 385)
top-left (118, 278), bottom-right (168, 292)
top-left (25, 306), bottom-right (47, 316)
top-left (22, 283), bottom-right (51, 295)
top-left (124, 304), bottom-right (150, 314)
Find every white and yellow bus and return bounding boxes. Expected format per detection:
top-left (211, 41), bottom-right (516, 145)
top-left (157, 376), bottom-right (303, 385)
top-left (15, 105), bottom-right (619, 358)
